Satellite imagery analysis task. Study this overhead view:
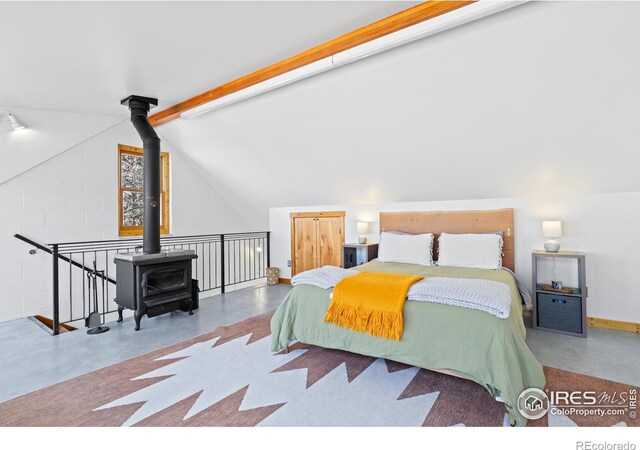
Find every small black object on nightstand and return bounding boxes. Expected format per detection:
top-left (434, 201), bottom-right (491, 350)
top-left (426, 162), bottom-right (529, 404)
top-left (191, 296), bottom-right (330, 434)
top-left (343, 243), bottom-right (378, 269)
top-left (532, 250), bottom-right (587, 337)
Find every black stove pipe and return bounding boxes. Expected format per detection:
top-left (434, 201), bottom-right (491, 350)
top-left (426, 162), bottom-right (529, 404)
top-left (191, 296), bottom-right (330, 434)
top-left (120, 95), bottom-right (161, 254)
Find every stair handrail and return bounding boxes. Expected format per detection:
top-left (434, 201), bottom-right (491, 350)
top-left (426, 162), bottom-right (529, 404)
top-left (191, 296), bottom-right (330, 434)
top-left (13, 234), bottom-right (117, 285)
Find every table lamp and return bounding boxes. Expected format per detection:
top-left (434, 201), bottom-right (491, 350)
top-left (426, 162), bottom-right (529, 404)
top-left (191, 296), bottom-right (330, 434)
top-left (543, 220), bottom-right (562, 253)
top-left (357, 221), bottom-right (369, 244)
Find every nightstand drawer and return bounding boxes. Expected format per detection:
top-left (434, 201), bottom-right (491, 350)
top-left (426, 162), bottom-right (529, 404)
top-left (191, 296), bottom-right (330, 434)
top-left (537, 293), bottom-right (582, 334)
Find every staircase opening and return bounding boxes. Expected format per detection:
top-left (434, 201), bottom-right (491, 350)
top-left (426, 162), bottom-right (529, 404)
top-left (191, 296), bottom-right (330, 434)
top-left (31, 315), bottom-right (77, 334)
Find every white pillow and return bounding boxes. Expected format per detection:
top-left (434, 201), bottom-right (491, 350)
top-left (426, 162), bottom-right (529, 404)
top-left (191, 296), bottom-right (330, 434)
top-left (437, 233), bottom-right (503, 269)
top-left (378, 232), bottom-right (434, 266)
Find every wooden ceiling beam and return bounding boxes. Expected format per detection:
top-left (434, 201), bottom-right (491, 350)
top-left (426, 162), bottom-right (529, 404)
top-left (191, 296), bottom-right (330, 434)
top-left (148, 1), bottom-right (475, 126)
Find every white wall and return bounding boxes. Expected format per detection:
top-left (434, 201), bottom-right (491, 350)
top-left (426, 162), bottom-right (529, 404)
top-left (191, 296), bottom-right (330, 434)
top-left (161, 1), bottom-right (640, 226)
top-left (269, 191), bottom-right (640, 324)
top-left (166, 1), bottom-right (639, 325)
top-left (0, 105), bottom-right (122, 183)
top-left (0, 119), bottom-right (253, 322)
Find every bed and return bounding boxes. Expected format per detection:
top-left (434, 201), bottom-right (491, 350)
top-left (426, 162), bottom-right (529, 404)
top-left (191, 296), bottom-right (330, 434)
top-left (270, 209), bottom-right (546, 426)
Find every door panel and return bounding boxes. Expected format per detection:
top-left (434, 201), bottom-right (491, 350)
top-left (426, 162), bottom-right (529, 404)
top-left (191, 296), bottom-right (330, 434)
top-left (318, 217), bottom-right (343, 267)
top-left (294, 218), bottom-right (317, 275)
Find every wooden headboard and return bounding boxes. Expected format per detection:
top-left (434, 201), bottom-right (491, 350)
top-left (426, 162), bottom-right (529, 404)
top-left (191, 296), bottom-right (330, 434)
top-left (379, 208), bottom-right (515, 271)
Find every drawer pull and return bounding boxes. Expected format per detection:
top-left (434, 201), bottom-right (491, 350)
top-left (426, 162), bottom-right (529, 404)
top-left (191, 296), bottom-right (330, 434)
top-left (552, 298), bottom-right (567, 304)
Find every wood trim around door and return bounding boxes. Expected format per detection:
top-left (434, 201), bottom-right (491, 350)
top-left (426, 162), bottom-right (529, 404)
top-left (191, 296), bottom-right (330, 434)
top-left (148, 1), bottom-right (475, 126)
top-left (290, 211), bottom-right (345, 276)
top-left (289, 211), bottom-right (346, 219)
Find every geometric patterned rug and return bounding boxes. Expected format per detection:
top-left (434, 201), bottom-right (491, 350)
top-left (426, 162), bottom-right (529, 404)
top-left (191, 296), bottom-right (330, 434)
top-left (0, 312), bottom-right (637, 427)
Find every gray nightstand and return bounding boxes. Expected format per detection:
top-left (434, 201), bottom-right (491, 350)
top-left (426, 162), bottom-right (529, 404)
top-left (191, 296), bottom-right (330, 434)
top-left (343, 243), bottom-right (378, 269)
top-left (532, 250), bottom-right (587, 338)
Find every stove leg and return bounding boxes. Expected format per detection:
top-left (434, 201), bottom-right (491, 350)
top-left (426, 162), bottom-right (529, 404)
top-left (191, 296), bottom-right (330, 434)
top-left (117, 307), bottom-right (124, 323)
top-left (134, 310), bottom-right (144, 331)
top-left (188, 298), bottom-right (193, 316)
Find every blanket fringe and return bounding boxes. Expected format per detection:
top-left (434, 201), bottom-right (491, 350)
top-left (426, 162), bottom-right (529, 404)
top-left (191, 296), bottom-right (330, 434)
top-left (324, 302), bottom-right (403, 340)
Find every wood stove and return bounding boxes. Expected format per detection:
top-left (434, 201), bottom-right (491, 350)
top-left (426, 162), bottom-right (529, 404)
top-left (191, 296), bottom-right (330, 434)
top-left (114, 250), bottom-right (196, 330)
top-left (114, 95), bottom-right (198, 330)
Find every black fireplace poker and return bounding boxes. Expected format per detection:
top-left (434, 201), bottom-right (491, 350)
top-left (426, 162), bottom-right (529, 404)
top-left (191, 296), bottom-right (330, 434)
top-left (120, 95), bottom-right (161, 255)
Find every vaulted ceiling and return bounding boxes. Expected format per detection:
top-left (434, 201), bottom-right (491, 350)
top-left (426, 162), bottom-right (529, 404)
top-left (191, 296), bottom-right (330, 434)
top-left (158, 1), bottom-right (640, 225)
top-left (0, 1), bottom-right (418, 116)
top-left (2, 1), bottom-right (639, 227)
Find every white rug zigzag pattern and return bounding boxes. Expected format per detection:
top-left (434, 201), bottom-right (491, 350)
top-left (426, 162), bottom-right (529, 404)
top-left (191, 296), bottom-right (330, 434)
top-left (94, 334), bottom-right (308, 426)
top-left (93, 334), bottom-right (631, 427)
top-left (94, 334), bottom-right (438, 427)
top-left (258, 358), bottom-right (438, 427)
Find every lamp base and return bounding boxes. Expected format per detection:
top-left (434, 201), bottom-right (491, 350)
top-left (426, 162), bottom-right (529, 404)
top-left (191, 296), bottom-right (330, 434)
top-left (358, 236), bottom-right (367, 244)
top-left (544, 239), bottom-right (560, 253)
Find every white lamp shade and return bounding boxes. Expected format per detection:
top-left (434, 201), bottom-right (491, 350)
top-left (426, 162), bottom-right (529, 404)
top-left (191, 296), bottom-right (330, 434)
top-left (357, 221), bottom-right (369, 234)
top-left (542, 220), bottom-right (562, 238)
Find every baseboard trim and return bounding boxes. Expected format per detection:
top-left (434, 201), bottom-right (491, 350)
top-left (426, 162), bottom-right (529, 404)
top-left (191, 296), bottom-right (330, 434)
top-left (525, 310), bottom-right (639, 334)
top-left (587, 317), bottom-right (640, 334)
top-left (278, 278), bottom-right (291, 285)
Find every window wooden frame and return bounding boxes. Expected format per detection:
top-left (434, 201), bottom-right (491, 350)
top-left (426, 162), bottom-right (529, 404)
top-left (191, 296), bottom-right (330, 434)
top-left (118, 144), bottom-right (170, 237)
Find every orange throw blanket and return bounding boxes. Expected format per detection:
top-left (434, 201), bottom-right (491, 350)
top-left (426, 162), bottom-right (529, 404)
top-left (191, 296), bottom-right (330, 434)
top-left (324, 272), bottom-right (424, 340)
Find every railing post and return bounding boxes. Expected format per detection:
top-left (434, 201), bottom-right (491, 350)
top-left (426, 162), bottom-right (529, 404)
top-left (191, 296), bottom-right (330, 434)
top-left (220, 234), bottom-right (225, 294)
top-left (266, 231), bottom-right (271, 268)
top-left (52, 244), bottom-right (60, 336)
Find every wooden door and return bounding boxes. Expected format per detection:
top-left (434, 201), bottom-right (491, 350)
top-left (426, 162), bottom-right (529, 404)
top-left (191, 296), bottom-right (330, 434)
top-left (291, 211), bottom-right (345, 276)
top-left (318, 217), bottom-right (343, 267)
top-left (293, 217), bottom-right (317, 274)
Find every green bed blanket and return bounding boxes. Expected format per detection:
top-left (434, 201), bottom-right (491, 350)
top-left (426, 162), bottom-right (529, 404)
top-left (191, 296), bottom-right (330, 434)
top-left (270, 261), bottom-right (546, 426)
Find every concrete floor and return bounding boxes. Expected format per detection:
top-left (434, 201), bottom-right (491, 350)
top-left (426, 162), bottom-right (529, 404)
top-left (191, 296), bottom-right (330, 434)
top-left (524, 315), bottom-right (640, 387)
top-left (0, 282), bottom-right (638, 404)
top-left (0, 283), bottom-right (290, 403)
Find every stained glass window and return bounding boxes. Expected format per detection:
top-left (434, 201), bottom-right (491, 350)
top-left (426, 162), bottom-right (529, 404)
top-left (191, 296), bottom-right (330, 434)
top-left (122, 191), bottom-right (144, 226)
top-left (120, 153), bottom-right (143, 190)
top-left (118, 145), bottom-right (170, 236)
